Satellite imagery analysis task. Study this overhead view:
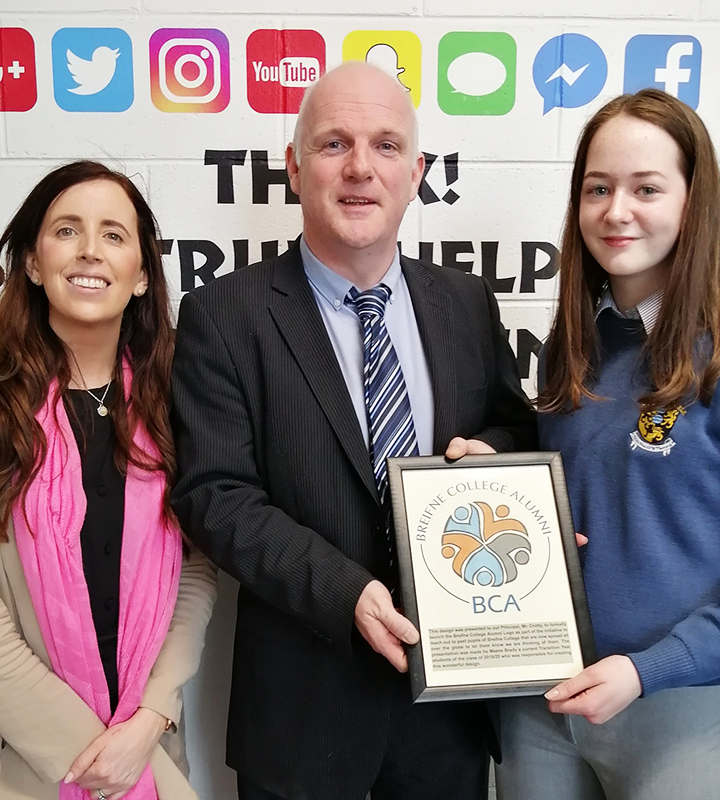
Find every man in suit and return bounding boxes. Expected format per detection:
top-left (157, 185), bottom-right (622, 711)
top-left (171, 62), bottom-right (535, 800)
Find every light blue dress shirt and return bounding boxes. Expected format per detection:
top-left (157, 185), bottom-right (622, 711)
top-left (300, 236), bottom-right (434, 455)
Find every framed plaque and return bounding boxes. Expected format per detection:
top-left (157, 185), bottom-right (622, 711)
top-left (388, 452), bottom-right (596, 702)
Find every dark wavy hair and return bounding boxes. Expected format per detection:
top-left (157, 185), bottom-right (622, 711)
top-left (0, 160), bottom-right (176, 538)
top-left (539, 89), bottom-right (720, 413)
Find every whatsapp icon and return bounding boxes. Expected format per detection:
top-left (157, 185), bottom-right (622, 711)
top-left (438, 32), bottom-right (516, 115)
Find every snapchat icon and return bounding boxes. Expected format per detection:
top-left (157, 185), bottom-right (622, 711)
top-left (342, 31), bottom-right (421, 108)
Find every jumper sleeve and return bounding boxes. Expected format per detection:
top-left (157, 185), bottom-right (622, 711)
top-left (627, 602), bottom-right (720, 696)
top-left (140, 547), bottom-right (218, 726)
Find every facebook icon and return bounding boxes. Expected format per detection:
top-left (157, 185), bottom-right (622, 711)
top-left (624, 35), bottom-right (701, 109)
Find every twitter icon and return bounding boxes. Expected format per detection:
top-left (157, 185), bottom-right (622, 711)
top-left (52, 28), bottom-right (133, 111)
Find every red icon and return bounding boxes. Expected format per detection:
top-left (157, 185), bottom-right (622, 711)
top-left (0, 28), bottom-right (37, 112)
top-left (246, 29), bottom-right (325, 114)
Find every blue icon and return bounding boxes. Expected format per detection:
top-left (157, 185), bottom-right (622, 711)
top-left (52, 28), bottom-right (133, 112)
top-left (533, 34), bottom-right (607, 115)
top-left (624, 35), bottom-right (701, 110)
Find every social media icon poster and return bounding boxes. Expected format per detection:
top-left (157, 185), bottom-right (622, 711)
top-left (247, 29), bottom-right (325, 114)
top-left (533, 34), bottom-right (607, 115)
top-left (52, 28), bottom-right (133, 112)
top-left (0, 28), bottom-right (37, 112)
top-left (437, 32), bottom-right (516, 116)
top-left (624, 35), bottom-right (701, 110)
top-left (343, 31), bottom-right (421, 108)
top-left (150, 28), bottom-right (230, 113)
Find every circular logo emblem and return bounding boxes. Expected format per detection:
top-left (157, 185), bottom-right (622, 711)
top-left (419, 499), bottom-right (551, 604)
top-left (442, 502), bottom-right (531, 587)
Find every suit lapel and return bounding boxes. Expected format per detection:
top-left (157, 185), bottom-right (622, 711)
top-left (269, 245), bottom-right (380, 504)
top-left (402, 258), bottom-right (457, 455)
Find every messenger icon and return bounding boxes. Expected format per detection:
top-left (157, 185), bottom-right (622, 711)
top-left (532, 33), bottom-right (607, 115)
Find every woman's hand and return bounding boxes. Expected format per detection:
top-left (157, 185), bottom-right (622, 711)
top-left (64, 707), bottom-right (168, 799)
top-left (544, 654), bottom-right (642, 724)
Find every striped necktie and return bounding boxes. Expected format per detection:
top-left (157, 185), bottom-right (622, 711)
top-left (346, 285), bottom-right (419, 560)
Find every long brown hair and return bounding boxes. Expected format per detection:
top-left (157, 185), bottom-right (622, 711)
top-left (0, 161), bottom-right (176, 539)
top-left (539, 89), bottom-right (720, 413)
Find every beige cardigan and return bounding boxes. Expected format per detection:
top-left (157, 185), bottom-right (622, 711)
top-left (0, 519), bottom-right (218, 800)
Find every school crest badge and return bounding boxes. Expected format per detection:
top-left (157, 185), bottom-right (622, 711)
top-left (630, 406), bottom-right (685, 456)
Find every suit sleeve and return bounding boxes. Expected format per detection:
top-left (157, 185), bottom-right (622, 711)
top-left (0, 593), bottom-right (106, 783)
top-left (473, 278), bottom-right (537, 453)
top-left (170, 292), bottom-right (374, 650)
top-left (140, 547), bottom-right (218, 727)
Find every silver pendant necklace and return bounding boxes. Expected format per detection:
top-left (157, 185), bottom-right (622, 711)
top-left (85, 381), bottom-right (112, 417)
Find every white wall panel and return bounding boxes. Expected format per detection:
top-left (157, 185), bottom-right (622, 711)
top-left (423, 0), bottom-right (699, 19)
top-left (498, 302), bottom-right (557, 395)
top-left (0, 1), bottom-right (140, 11)
top-left (700, 0), bottom-right (720, 20)
top-left (143, 0), bottom-right (422, 15)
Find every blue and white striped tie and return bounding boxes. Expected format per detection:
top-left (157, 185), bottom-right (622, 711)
top-left (347, 285), bottom-right (419, 560)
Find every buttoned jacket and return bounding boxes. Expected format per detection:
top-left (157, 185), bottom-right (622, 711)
top-left (171, 242), bottom-right (537, 795)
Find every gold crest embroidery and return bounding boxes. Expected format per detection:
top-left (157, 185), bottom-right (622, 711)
top-left (631, 406), bottom-right (686, 455)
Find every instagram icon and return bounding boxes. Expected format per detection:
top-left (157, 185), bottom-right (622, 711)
top-left (150, 28), bottom-right (230, 112)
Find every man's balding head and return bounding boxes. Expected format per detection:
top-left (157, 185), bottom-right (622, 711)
top-left (285, 60), bottom-right (425, 279)
top-left (291, 62), bottom-right (419, 166)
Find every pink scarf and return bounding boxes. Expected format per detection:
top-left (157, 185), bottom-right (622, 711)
top-left (13, 363), bottom-right (182, 800)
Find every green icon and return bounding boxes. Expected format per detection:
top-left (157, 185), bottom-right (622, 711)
top-left (438, 32), bottom-right (516, 115)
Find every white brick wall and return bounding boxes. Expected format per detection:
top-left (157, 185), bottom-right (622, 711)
top-left (1, 3), bottom-right (715, 797)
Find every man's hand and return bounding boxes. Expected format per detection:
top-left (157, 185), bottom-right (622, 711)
top-left (64, 707), bottom-right (168, 799)
top-left (445, 437), bottom-right (496, 460)
top-left (544, 655), bottom-right (642, 724)
top-left (355, 580), bottom-right (419, 672)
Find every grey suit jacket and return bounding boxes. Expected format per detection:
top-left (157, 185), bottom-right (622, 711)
top-left (0, 519), bottom-right (217, 800)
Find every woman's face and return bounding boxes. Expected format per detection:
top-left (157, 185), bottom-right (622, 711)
top-left (25, 179), bottom-right (147, 339)
top-left (579, 114), bottom-right (688, 306)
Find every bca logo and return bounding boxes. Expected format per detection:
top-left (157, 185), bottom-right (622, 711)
top-left (247, 29), bottom-right (325, 113)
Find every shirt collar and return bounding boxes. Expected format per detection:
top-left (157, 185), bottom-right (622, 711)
top-left (595, 285), bottom-right (664, 334)
top-left (300, 235), bottom-right (402, 311)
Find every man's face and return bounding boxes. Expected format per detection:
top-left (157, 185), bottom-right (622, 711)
top-left (287, 66), bottom-right (424, 269)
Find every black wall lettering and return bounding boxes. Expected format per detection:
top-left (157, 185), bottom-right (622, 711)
top-left (204, 150), bottom-right (247, 204)
top-left (251, 151), bottom-right (300, 205)
top-left (418, 153), bottom-right (440, 204)
top-left (178, 240), bottom-right (225, 290)
top-left (441, 241), bottom-right (474, 272)
top-left (442, 152), bottom-right (460, 205)
top-left (480, 241), bottom-right (515, 293)
top-left (418, 241), bottom-right (434, 262)
top-left (516, 328), bottom-right (544, 380)
top-left (233, 240), bottom-right (249, 270)
top-left (520, 242), bottom-right (558, 293)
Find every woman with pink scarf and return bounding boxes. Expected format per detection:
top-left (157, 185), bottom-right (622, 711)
top-left (0, 161), bottom-right (217, 800)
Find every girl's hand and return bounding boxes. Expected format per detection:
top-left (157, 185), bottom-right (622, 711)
top-left (545, 655), bottom-right (642, 724)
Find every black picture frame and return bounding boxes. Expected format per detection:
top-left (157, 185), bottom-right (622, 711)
top-left (388, 452), bottom-right (596, 702)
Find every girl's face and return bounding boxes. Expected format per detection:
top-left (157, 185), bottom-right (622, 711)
top-left (579, 114), bottom-right (688, 307)
top-left (26, 179), bottom-right (147, 339)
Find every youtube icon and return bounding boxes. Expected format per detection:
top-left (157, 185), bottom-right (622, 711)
top-left (0, 28), bottom-right (37, 112)
top-left (247, 29), bottom-right (325, 114)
